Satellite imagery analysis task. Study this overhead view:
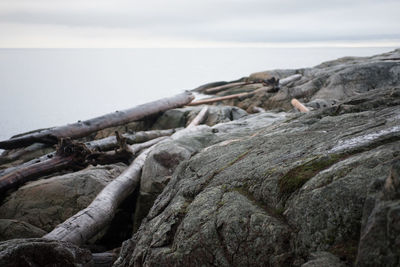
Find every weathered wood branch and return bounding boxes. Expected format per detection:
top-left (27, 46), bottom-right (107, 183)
top-left (0, 133), bottom-right (145, 195)
top-left (204, 82), bottom-right (252, 94)
top-left (0, 139), bottom-right (91, 196)
top-left (42, 108), bottom-right (206, 245)
top-left (187, 106), bottom-right (209, 128)
top-left (0, 143), bottom-right (49, 166)
top-left (0, 129), bottom-right (179, 182)
top-left (279, 74), bottom-right (302, 86)
top-left (127, 136), bottom-right (170, 155)
top-left (291, 98), bottom-right (310, 113)
top-left (92, 251), bottom-right (119, 267)
top-left (191, 78), bottom-right (247, 93)
top-left (0, 92), bottom-right (194, 150)
top-left (43, 146), bottom-right (154, 245)
top-left (86, 128), bottom-right (179, 152)
top-left (187, 92), bottom-right (253, 106)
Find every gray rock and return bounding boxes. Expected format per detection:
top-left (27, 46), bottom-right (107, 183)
top-left (151, 105), bottom-right (248, 130)
top-left (132, 113), bottom-right (286, 232)
top-left (302, 251), bottom-right (345, 267)
top-left (0, 238), bottom-right (92, 267)
top-left (221, 49), bottom-right (400, 112)
top-left (306, 98), bottom-right (337, 110)
top-left (0, 164), bottom-right (126, 232)
top-left (355, 159), bottom-right (400, 267)
top-left (115, 86), bottom-right (400, 266)
top-left (0, 219), bottom-right (46, 241)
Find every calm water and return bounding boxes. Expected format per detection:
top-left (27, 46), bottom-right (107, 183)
top-left (0, 47), bottom-right (396, 141)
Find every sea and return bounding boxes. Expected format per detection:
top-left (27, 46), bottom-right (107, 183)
top-left (0, 47), bottom-right (397, 142)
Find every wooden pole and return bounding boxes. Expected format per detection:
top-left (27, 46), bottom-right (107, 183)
top-left (204, 82), bottom-right (251, 94)
top-left (279, 74), bottom-right (302, 86)
top-left (187, 92), bottom-right (253, 106)
top-left (291, 98), bottom-right (310, 113)
top-left (0, 92), bottom-right (194, 150)
top-left (187, 106), bottom-right (209, 128)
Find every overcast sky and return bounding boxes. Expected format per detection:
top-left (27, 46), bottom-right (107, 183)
top-left (0, 0), bottom-right (399, 47)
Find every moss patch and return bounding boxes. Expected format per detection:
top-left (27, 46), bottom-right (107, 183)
top-left (278, 154), bottom-right (346, 196)
top-left (230, 186), bottom-right (286, 220)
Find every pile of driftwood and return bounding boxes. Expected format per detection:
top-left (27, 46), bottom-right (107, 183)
top-left (0, 75), bottom-right (308, 265)
top-left (0, 88), bottom-right (244, 264)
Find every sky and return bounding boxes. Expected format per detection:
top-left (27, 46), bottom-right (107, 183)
top-left (0, 0), bottom-right (399, 48)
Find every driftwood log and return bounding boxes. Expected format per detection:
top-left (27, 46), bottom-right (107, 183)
top-left (188, 84), bottom-right (280, 106)
top-left (188, 92), bottom-right (253, 106)
top-left (204, 82), bottom-right (251, 94)
top-left (43, 106), bottom-right (209, 246)
top-left (291, 98), bottom-right (310, 112)
top-left (0, 139), bottom-right (91, 196)
top-left (0, 128), bottom-right (182, 194)
top-left (92, 251), bottom-right (119, 267)
top-left (279, 74), bottom-right (302, 86)
top-left (187, 106), bottom-right (208, 128)
top-left (86, 128), bottom-right (180, 152)
top-left (191, 78), bottom-right (246, 93)
top-left (0, 92), bottom-right (194, 150)
top-left (0, 143), bottom-right (49, 166)
top-left (0, 128), bottom-right (180, 178)
top-left (43, 146), bottom-right (153, 245)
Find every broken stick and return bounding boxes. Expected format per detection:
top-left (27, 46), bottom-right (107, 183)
top-left (279, 74), bottom-right (302, 87)
top-left (204, 82), bottom-right (251, 94)
top-left (291, 98), bottom-right (310, 113)
top-left (187, 106), bottom-right (209, 128)
top-left (188, 92), bottom-right (253, 106)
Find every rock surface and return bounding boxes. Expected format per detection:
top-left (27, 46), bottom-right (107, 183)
top-left (115, 67), bottom-right (400, 265)
top-left (0, 238), bottom-right (92, 267)
top-left (211, 49), bottom-right (400, 112)
top-left (151, 105), bottom-right (248, 129)
top-left (0, 49), bottom-right (399, 267)
top-left (0, 219), bottom-right (47, 241)
top-left (0, 164), bottom-right (126, 233)
top-left (355, 159), bottom-right (400, 266)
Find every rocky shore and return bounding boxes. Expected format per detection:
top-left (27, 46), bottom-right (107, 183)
top-left (0, 49), bottom-right (399, 266)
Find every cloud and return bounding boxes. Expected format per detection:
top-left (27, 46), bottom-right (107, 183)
top-left (0, 0), bottom-right (399, 47)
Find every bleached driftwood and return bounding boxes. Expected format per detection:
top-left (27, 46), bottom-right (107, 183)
top-left (0, 92), bottom-right (194, 150)
top-left (279, 74), bottom-right (302, 86)
top-left (204, 82), bottom-right (250, 94)
top-left (0, 139), bottom-right (91, 196)
top-left (291, 98), bottom-right (310, 113)
top-left (86, 128), bottom-right (179, 152)
top-left (43, 146), bottom-right (153, 245)
top-left (43, 106), bottom-right (208, 245)
top-left (188, 92), bottom-right (253, 106)
top-left (127, 136), bottom-right (170, 155)
top-left (187, 106), bottom-right (209, 128)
